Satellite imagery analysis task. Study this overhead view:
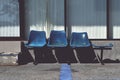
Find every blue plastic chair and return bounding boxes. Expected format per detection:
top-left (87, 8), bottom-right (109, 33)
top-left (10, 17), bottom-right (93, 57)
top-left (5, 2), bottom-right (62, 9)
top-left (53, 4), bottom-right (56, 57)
top-left (70, 32), bottom-right (91, 48)
top-left (25, 30), bottom-right (46, 48)
top-left (47, 30), bottom-right (68, 47)
top-left (70, 32), bottom-right (105, 65)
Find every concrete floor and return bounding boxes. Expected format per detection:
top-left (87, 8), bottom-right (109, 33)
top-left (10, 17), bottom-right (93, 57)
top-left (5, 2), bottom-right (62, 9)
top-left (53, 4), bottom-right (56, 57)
top-left (0, 63), bottom-right (120, 80)
top-left (71, 63), bottom-right (120, 80)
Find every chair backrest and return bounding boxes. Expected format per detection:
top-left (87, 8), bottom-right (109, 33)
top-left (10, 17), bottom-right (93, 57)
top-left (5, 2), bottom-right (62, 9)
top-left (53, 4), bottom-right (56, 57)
top-left (70, 32), bottom-right (90, 47)
top-left (48, 30), bottom-right (68, 47)
top-left (27, 30), bottom-right (46, 47)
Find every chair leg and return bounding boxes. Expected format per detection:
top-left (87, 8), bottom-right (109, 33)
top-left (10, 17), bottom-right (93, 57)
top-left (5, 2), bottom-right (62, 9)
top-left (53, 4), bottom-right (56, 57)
top-left (52, 49), bottom-right (59, 62)
top-left (95, 53), bottom-right (104, 65)
top-left (33, 61), bottom-right (39, 65)
top-left (73, 49), bottom-right (80, 63)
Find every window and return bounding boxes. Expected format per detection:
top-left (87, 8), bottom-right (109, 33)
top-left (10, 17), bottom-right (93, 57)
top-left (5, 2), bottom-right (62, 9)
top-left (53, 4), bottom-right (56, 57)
top-left (108, 0), bottom-right (120, 39)
top-left (66, 0), bottom-right (107, 39)
top-left (24, 0), bottom-right (64, 39)
top-left (0, 0), bottom-right (20, 39)
top-left (1, 0), bottom-right (119, 40)
top-left (66, 0), bottom-right (120, 39)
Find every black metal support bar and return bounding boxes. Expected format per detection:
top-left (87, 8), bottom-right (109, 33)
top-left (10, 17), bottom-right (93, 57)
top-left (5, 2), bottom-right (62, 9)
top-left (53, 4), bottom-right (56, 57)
top-left (64, 0), bottom-right (67, 32)
top-left (19, 0), bottom-right (25, 40)
top-left (93, 46), bottom-right (112, 65)
top-left (106, 0), bottom-right (111, 39)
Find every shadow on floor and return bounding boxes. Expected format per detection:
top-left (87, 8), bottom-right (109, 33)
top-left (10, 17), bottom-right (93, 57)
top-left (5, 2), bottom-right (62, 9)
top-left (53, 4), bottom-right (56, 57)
top-left (18, 42), bottom-right (57, 65)
top-left (18, 42), bottom-right (34, 65)
top-left (54, 47), bottom-right (78, 63)
top-left (34, 47), bottom-right (57, 63)
top-left (18, 42), bottom-right (120, 65)
top-left (75, 46), bottom-right (97, 63)
top-left (103, 58), bottom-right (120, 63)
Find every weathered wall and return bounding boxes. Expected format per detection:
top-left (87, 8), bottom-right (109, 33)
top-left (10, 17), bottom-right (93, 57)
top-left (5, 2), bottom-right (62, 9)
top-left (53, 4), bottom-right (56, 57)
top-left (0, 41), bottom-right (21, 53)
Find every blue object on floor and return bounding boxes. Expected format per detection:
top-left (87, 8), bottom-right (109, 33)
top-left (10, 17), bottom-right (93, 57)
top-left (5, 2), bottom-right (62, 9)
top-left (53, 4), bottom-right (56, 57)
top-left (25, 30), bottom-right (46, 48)
top-left (47, 30), bottom-right (68, 47)
top-left (70, 32), bottom-right (90, 48)
top-left (60, 64), bottom-right (72, 80)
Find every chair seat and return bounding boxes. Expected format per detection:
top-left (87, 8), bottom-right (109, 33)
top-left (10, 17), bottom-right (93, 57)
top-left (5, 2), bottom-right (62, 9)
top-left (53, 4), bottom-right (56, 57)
top-left (25, 43), bottom-right (46, 48)
top-left (92, 43), bottom-right (113, 48)
top-left (47, 43), bottom-right (67, 47)
top-left (70, 43), bottom-right (90, 48)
